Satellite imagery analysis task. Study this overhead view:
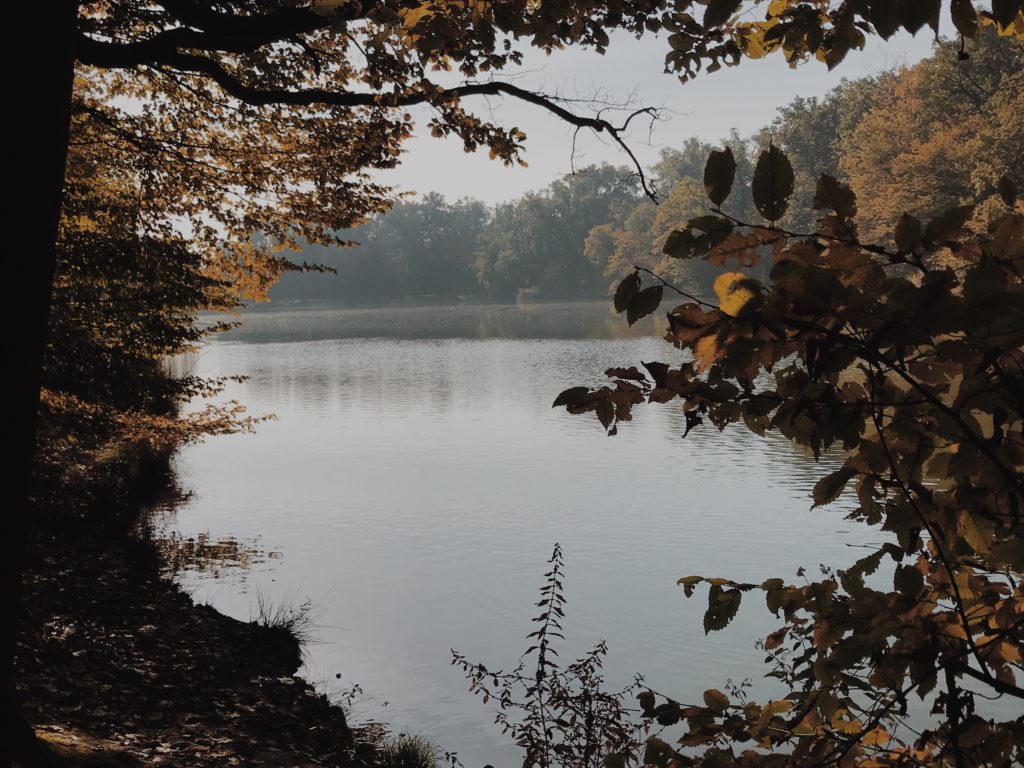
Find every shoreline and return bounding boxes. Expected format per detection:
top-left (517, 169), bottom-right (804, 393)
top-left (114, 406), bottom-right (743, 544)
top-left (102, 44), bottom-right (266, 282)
top-left (16, 511), bottom-right (368, 767)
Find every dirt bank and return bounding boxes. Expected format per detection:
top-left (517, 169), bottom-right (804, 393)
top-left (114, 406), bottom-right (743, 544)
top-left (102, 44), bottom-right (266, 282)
top-left (16, 525), bottom-right (364, 767)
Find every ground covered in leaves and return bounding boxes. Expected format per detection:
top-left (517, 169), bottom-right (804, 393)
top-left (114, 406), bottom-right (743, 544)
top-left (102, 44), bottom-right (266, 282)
top-left (16, 528), bottom-right (363, 767)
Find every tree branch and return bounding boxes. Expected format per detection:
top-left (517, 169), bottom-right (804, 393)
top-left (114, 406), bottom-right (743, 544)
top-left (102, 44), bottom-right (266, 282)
top-left (82, 4), bottom-right (335, 61)
top-left (77, 42), bottom-right (662, 200)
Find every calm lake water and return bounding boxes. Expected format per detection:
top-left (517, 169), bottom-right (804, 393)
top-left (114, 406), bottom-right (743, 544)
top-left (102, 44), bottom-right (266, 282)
top-left (162, 301), bottom-right (873, 766)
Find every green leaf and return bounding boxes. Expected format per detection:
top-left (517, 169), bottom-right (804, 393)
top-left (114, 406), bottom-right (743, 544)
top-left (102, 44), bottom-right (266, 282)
top-left (704, 147), bottom-right (737, 206)
top-left (894, 212), bottom-right (924, 253)
top-left (997, 175), bottom-right (1018, 207)
top-left (703, 584), bottom-right (742, 633)
top-left (950, 0), bottom-right (978, 35)
top-left (552, 387), bottom-right (591, 408)
top-left (752, 145), bottom-right (795, 222)
top-left (813, 175), bottom-right (857, 219)
top-left (703, 688), bottom-right (729, 713)
top-left (626, 285), bottom-right (663, 326)
top-left (812, 466), bottom-right (856, 507)
top-left (703, 0), bottom-right (742, 28)
top-left (613, 271), bottom-right (641, 313)
top-left (924, 205), bottom-right (974, 250)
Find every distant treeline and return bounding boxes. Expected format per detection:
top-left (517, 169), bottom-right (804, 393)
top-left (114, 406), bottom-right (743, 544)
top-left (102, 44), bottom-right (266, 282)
top-left (271, 31), bottom-right (1022, 304)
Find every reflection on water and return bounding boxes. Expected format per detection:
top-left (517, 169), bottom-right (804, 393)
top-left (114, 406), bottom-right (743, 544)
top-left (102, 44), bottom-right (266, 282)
top-left (152, 527), bottom-right (281, 584)
top-left (215, 300), bottom-right (667, 344)
top-left (170, 301), bottom-right (868, 767)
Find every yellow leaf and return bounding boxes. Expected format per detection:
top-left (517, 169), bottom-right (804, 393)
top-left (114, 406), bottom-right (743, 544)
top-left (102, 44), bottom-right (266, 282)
top-left (943, 622), bottom-right (969, 641)
top-left (713, 271), bottom-right (758, 317)
top-left (830, 709), bottom-right (863, 734)
top-left (862, 726), bottom-right (891, 747)
top-left (694, 335), bottom-right (719, 372)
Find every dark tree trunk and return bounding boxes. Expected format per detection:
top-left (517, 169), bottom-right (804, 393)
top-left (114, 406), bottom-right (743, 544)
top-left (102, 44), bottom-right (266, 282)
top-left (5, 2), bottom-right (78, 762)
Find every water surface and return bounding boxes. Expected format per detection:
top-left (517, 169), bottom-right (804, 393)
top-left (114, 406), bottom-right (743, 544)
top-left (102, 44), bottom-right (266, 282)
top-left (165, 301), bottom-right (868, 766)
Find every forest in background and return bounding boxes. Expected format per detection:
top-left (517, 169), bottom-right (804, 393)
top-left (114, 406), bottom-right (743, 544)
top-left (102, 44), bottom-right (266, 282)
top-left (271, 31), bottom-right (1021, 304)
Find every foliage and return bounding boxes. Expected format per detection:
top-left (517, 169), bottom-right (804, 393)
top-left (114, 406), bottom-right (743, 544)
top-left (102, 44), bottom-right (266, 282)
top-left (69, 0), bottom-right (685, 281)
top-left (255, 31), bottom-right (1023, 309)
top-left (272, 193), bottom-right (491, 301)
top-left (557, 124), bottom-right (1024, 763)
top-left (475, 165), bottom-right (642, 300)
top-left (453, 544), bottom-right (652, 768)
top-left (662, 0), bottom-right (1024, 81)
top-left (34, 116), bottom-right (263, 518)
top-left (587, 27), bottom-right (1023, 302)
top-left (839, 31), bottom-right (1024, 242)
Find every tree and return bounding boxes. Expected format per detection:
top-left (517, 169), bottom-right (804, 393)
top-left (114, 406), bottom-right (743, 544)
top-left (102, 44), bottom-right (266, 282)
top-left (754, 78), bottom-right (878, 232)
top-left (476, 164), bottom-right (640, 299)
top-left (557, 118), bottom-right (1023, 768)
top-left (15, 0), bottom-right (673, 757)
top-left (271, 194), bottom-right (491, 301)
top-left (38, 177), bottom-right (257, 522)
top-left (840, 31), bottom-right (1024, 242)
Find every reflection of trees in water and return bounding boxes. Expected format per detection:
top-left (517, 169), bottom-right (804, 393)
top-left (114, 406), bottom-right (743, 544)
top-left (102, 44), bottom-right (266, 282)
top-left (142, 504), bottom-right (279, 583)
top-left (221, 301), bottom-right (664, 345)
top-left (229, 303), bottom-right (669, 418)
top-left (154, 531), bottom-right (280, 581)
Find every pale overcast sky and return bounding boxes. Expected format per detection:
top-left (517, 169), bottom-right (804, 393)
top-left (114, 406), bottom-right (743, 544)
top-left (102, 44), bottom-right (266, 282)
top-left (378, 28), bottom-right (939, 204)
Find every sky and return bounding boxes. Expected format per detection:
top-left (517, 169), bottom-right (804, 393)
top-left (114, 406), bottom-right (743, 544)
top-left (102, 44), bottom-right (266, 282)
top-left (377, 28), bottom-right (939, 204)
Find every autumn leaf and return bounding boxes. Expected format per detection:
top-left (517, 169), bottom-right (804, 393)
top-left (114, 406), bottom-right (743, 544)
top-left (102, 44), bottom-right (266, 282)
top-left (895, 212), bottom-right (924, 253)
top-left (702, 688), bottom-right (729, 713)
top-left (812, 466), bottom-right (856, 507)
top-left (713, 272), bottom-right (760, 317)
top-left (626, 285), bottom-right (664, 325)
top-left (693, 335), bottom-right (719, 372)
top-left (752, 144), bottom-right (795, 222)
top-left (703, 585), bottom-right (742, 633)
top-left (613, 271), bottom-right (641, 313)
top-left (703, 147), bottom-right (737, 206)
top-left (704, 0), bottom-right (742, 28)
top-left (813, 175), bottom-right (857, 219)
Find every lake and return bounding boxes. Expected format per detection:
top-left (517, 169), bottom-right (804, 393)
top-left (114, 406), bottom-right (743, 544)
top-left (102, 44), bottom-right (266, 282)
top-left (160, 301), bottom-right (870, 767)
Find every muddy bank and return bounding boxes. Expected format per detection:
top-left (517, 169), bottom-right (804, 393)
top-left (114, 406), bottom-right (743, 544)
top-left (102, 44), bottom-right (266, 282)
top-left (16, 523), bottom-right (364, 767)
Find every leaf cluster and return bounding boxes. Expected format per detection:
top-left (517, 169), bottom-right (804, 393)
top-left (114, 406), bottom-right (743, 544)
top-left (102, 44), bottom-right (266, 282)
top-left (556, 143), bottom-right (1024, 765)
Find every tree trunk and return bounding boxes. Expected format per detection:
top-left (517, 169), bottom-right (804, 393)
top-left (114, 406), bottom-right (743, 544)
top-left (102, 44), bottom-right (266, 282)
top-left (5, 2), bottom-right (78, 761)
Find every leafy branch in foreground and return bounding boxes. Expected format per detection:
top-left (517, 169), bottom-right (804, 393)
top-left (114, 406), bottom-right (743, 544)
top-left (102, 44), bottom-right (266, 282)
top-left (554, 142), bottom-right (1023, 766)
top-left (452, 544), bottom-right (653, 768)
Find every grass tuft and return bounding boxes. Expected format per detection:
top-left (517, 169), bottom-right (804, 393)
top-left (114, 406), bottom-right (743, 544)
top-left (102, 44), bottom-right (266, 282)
top-left (376, 734), bottom-right (440, 768)
top-left (251, 590), bottom-right (319, 646)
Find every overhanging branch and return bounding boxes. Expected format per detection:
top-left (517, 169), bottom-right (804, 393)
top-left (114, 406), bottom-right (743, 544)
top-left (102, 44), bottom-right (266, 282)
top-left (77, 40), bottom-right (662, 201)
